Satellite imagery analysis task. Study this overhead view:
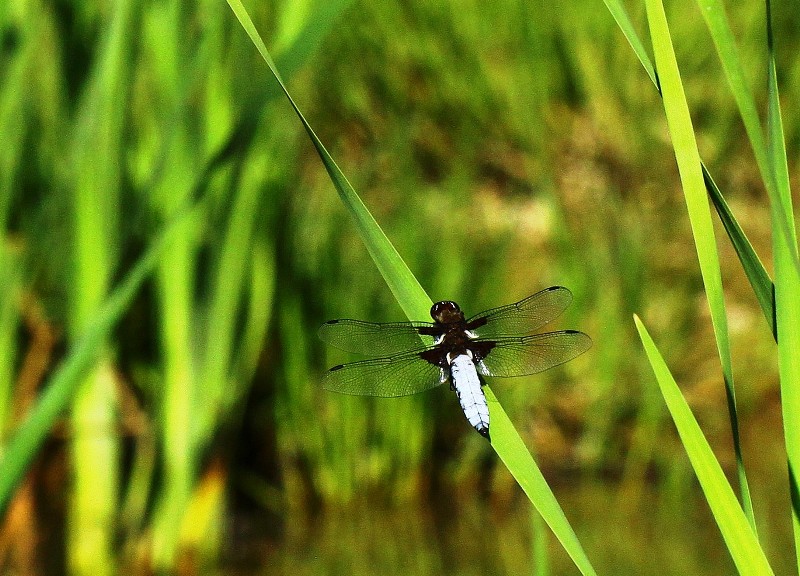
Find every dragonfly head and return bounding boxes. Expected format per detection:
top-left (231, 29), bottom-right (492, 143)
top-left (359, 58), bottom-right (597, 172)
top-left (430, 300), bottom-right (464, 324)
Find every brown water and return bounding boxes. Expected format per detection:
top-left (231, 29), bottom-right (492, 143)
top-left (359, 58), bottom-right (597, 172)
top-left (223, 478), bottom-right (793, 576)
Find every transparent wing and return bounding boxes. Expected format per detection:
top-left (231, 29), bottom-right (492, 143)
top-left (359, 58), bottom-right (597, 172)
top-left (476, 330), bottom-right (591, 378)
top-left (467, 286), bottom-right (573, 339)
top-left (323, 350), bottom-right (445, 397)
top-left (318, 319), bottom-right (435, 356)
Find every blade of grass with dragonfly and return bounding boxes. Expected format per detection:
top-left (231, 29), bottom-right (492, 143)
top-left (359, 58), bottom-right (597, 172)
top-left (226, 2), bottom-right (597, 573)
top-left (644, 0), bottom-right (756, 530)
top-left (634, 316), bottom-right (773, 574)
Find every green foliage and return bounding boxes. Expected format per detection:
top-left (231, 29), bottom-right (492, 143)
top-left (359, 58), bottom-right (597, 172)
top-left (646, 0), bottom-right (754, 529)
top-left (634, 316), bottom-right (772, 575)
top-left (228, 4), bottom-right (597, 571)
top-left (0, 203), bottom-right (199, 512)
top-left (0, 0), bottom-right (798, 573)
top-left (625, 0), bottom-right (799, 571)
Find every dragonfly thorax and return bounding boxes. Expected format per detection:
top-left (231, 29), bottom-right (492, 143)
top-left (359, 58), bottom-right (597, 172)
top-left (430, 300), bottom-right (464, 324)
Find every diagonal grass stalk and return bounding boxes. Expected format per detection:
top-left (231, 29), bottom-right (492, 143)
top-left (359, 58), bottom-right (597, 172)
top-left (634, 316), bottom-right (773, 575)
top-left (227, 2), bottom-right (597, 573)
top-left (702, 167), bottom-right (775, 339)
top-left (0, 200), bottom-right (201, 515)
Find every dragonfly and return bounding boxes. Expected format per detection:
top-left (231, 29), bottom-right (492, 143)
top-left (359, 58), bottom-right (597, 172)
top-left (318, 286), bottom-right (591, 441)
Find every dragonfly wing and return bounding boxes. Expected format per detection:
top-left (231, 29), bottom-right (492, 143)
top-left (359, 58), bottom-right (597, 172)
top-left (318, 319), bottom-right (435, 355)
top-left (323, 349), bottom-right (446, 397)
top-left (476, 330), bottom-right (591, 378)
top-left (467, 286), bottom-right (573, 339)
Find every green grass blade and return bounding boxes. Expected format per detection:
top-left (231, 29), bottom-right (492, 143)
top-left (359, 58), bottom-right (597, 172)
top-left (703, 166), bottom-right (775, 339)
top-left (694, 0), bottom-right (791, 339)
top-left (644, 0), bottom-right (756, 529)
top-left (633, 316), bottom-right (773, 574)
top-left (0, 246), bottom-right (20, 437)
top-left (67, 0), bottom-right (136, 569)
top-left (600, 0), bottom-right (777, 339)
top-left (144, 6), bottom-right (200, 562)
top-left (696, 0), bottom-right (799, 272)
top-left (765, 1), bottom-right (800, 565)
top-left (487, 387), bottom-right (597, 576)
top-left (199, 158), bottom-right (262, 437)
top-left (227, 0), bottom-right (430, 322)
top-left (601, 0), bottom-right (656, 87)
top-left (0, 204), bottom-right (198, 514)
top-left (695, 0), bottom-right (771, 183)
top-left (532, 500), bottom-right (551, 576)
top-left (227, 4), bottom-right (598, 572)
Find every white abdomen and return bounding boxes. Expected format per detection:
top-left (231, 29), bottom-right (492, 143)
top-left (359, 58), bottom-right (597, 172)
top-left (449, 353), bottom-right (490, 439)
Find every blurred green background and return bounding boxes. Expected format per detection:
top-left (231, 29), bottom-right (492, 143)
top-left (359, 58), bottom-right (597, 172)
top-left (0, 0), bottom-right (796, 574)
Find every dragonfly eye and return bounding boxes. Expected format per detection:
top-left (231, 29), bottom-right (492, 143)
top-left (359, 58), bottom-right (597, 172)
top-left (430, 300), bottom-right (463, 324)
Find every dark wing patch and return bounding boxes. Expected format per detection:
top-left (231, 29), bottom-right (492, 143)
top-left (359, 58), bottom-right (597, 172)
top-left (475, 330), bottom-right (591, 378)
top-left (323, 349), bottom-right (446, 397)
top-left (467, 286), bottom-right (573, 339)
top-left (318, 319), bottom-right (435, 356)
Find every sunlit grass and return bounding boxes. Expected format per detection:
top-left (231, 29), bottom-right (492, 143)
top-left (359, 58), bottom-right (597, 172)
top-left (0, 0), bottom-right (797, 574)
top-left (626, 0), bottom-right (797, 571)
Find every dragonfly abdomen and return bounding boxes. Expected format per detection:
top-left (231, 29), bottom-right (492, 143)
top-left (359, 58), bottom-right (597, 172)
top-left (449, 353), bottom-right (490, 440)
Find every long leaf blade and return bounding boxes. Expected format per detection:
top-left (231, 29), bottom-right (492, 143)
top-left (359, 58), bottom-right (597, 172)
top-left (765, 0), bottom-right (800, 565)
top-left (634, 316), bottom-right (774, 575)
top-left (644, 0), bottom-right (755, 528)
top-left (227, 0), bottom-right (429, 322)
top-left (693, 0), bottom-right (784, 338)
top-left (226, 3), bottom-right (598, 573)
top-left (600, 1), bottom-right (776, 336)
top-left (487, 387), bottom-right (598, 575)
top-left (702, 166), bottom-right (775, 339)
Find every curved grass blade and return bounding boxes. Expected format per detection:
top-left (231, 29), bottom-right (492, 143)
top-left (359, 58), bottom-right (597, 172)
top-left (0, 203), bottom-right (199, 514)
top-left (634, 316), bottom-right (773, 575)
top-left (698, 0), bottom-right (799, 275)
top-left (226, 3), bottom-right (598, 572)
top-left (645, 0), bottom-right (755, 530)
top-left (695, 0), bottom-right (793, 340)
